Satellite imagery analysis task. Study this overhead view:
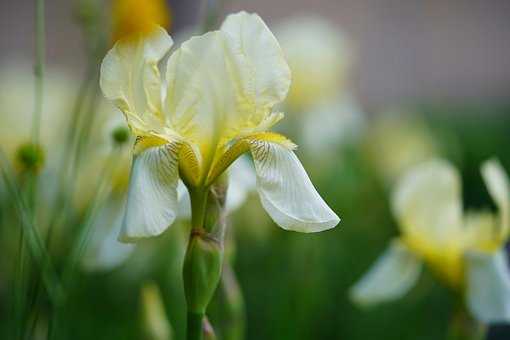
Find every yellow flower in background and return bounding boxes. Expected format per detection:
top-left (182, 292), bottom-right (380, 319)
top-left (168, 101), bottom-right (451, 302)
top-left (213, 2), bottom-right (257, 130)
top-left (350, 158), bottom-right (510, 324)
top-left (100, 11), bottom-right (340, 242)
top-left (112, 0), bottom-right (171, 42)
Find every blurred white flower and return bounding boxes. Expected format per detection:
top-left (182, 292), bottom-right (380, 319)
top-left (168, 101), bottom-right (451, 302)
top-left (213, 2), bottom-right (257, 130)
top-left (276, 16), bottom-right (351, 111)
top-left (364, 110), bottom-right (438, 185)
top-left (276, 16), bottom-right (365, 155)
top-left (350, 158), bottom-right (510, 324)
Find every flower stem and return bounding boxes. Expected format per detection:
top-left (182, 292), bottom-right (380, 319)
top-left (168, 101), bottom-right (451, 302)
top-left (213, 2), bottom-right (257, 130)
top-left (447, 301), bottom-right (484, 340)
top-left (187, 312), bottom-right (204, 340)
top-left (190, 189), bottom-right (209, 230)
top-left (32, 0), bottom-right (45, 143)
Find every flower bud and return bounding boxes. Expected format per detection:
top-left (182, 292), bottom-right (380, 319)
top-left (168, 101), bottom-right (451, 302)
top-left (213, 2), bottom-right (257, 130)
top-left (204, 177), bottom-right (228, 238)
top-left (111, 126), bottom-right (130, 145)
top-left (16, 143), bottom-right (45, 172)
top-left (183, 230), bottom-right (223, 314)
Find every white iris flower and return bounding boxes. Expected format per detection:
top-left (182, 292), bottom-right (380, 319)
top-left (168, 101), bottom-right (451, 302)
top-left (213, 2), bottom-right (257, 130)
top-left (99, 11), bottom-right (340, 242)
top-left (350, 158), bottom-right (510, 324)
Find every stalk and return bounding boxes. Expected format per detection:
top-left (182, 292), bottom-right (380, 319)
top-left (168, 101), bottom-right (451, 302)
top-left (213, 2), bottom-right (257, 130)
top-left (447, 301), bottom-right (484, 340)
top-left (32, 0), bottom-right (45, 143)
top-left (183, 183), bottom-right (227, 340)
top-left (187, 312), bottom-right (205, 340)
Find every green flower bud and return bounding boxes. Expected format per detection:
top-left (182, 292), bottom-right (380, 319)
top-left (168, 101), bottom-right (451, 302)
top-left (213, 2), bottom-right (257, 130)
top-left (111, 126), bottom-right (130, 145)
top-left (16, 143), bottom-right (45, 172)
top-left (183, 230), bottom-right (223, 314)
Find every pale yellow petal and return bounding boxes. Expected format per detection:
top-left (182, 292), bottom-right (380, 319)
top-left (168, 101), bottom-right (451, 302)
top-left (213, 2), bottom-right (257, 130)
top-left (220, 11), bottom-right (291, 116)
top-left (392, 159), bottom-right (463, 245)
top-left (120, 142), bottom-right (181, 242)
top-left (248, 137), bottom-right (339, 232)
top-left (482, 159), bottom-right (510, 239)
top-left (350, 239), bottom-right (422, 306)
top-left (100, 26), bottom-right (173, 134)
top-left (164, 12), bottom-right (291, 161)
top-left (465, 249), bottom-right (510, 323)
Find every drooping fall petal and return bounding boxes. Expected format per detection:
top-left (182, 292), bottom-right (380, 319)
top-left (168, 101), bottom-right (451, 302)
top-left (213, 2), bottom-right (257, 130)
top-left (350, 239), bottom-right (422, 306)
top-left (120, 143), bottom-right (181, 242)
top-left (465, 249), bottom-right (510, 323)
top-left (249, 138), bottom-right (339, 232)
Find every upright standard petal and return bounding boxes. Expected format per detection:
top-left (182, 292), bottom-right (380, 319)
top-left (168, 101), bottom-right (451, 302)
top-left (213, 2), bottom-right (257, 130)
top-left (220, 11), bottom-right (291, 119)
top-left (392, 159), bottom-right (463, 244)
top-left (482, 159), bottom-right (510, 238)
top-left (120, 143), bottom-right (181, 242)
top-left (164, 11), bottom-right (291, 154)
top-left (100, 26), bottom-right (173, 134)
top-left (392, 159), bottom-right (464, 287)
top-left (466, 249), bottom-right (510, 323)
top-left (165, 31), bottom-right (234, 157)
top-left (248, 137), bottom-right (339, 232)
top-left (350, 240), bottom-right (422, 306)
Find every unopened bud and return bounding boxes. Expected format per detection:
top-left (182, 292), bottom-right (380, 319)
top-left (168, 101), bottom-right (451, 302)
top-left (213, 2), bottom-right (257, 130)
top-left (183, 230), bottom-right (223, 314)
top-left (16, 143), bottom-right (45, 172)
top-left (204, 179), bottom-right (228, 238)
top-left (112, 126), bottom-right (130, 145)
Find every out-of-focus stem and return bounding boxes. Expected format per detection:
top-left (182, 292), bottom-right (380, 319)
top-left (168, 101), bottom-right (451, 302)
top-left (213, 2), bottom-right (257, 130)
top-left (221, 263), bottom-right (245, 340)
top-left (184, 186), bottom-right (226, 340)
top-left (187, 312), bottom-right (204, 340)
top-left (447, 302), bottom-right (484, 340)
top-left (32, 0), bottom-right (45, 143)
top-left (202, 317), bottom-right (217, 340)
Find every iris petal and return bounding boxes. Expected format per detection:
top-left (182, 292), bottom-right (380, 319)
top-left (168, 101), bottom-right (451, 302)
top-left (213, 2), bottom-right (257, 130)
top-left (350, 240), bottom-right (422, 306)
top-left (249, 138), bottom-right (339, 232)
top-left (120, 143), bottom-right (181, 242)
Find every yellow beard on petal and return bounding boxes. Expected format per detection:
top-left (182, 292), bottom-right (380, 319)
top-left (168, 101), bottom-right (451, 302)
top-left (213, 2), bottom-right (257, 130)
top-left (133, 135), bottom-right (168, 155)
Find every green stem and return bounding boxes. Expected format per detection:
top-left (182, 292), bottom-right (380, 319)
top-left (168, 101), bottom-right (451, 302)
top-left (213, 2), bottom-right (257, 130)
top-left (447, 301), bottom-right (484, 340)
top-left (187, 312), bottom-right (204, 340)
top-left (32, 0), bottom-right (45, 143)
top-left (190, 189), bottom-right (209, 230)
